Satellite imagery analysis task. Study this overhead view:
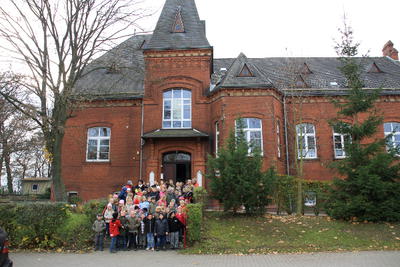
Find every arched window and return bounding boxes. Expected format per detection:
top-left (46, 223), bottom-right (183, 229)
top-left (296, 123), bottom-right (317, 159)
top-left (333, 127), bottom-right (351, 159)
top-left (384, 122), bottom-right (400, 154)
top-left (236, 118), bottom-right (263, 154)
top-left (163, 89), bottom-right (192, 129)
top-left (86, 127), bottom-right (111, 161)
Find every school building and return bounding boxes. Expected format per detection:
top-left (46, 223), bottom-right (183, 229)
top-left (62, 0), bottom-right (400, 200)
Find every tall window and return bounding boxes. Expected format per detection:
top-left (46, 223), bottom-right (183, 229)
top-left (87, 127), bottom-right (111, 161)
top-left (277, 121), bottom-right (281, 158)
top-left (215, 121), bottom-right (220, 155)
top-left (236, 118), bottom-right (263, 154)
top-left (333, 128), bottom-right (350, 159)
top-left (384, 122), bottom-right (400, 154)
top-left (163, 89), bottom-right (192, 129)
top-left (296, 123), bottom-right (317, 159)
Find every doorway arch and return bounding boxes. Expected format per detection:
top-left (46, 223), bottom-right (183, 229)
top-left (162, 151), bottom-right (191, 183)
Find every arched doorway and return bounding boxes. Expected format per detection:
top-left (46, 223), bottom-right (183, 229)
top-left (163, 151), bottom-right (191, 183)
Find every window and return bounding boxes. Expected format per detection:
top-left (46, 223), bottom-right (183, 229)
top-left (384, 122), bottom-right (400, 154)
top-left (236, 118), bottom-right (263, 154)
top-left (86, 127), bottom-right (111, 161)
top-left (32, 184), bottom-right (39, 191)
top-left (333, 128), bottom-right (351, 159)
top-left (163, 89), bottom-right (192, 129)
top-left (277, 121), bottom-right (281, 158)
top-left (296, 123), bottom-right (317, 159)
top-left (215, 122), bottom-right (220, 155)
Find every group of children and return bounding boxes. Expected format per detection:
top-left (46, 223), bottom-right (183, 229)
top-left (92, 178), bottom-right (198, 253)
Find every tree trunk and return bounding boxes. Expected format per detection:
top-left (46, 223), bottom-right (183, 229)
top-left (51, 130), bottom-right (65, 201)
top-left (4, 145), bottom-right (13, 193)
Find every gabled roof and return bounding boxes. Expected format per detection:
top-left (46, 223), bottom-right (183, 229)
top-left (213, 57), bottom-right (400, 93)
top-left (214, 53), bottom-right (274, 89)
top-left (145, 0), bottom-right (210, 50)
top-left (73, 34), bottom-right (151, 99)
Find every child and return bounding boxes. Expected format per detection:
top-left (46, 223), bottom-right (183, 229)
top-left (154, 213), bottom-right (169, 251)
top-left (126, 198), bottom-right (134, 213)
top-left (109, 213), bottom-right (121, 253)
top-left (133, 195), bottom-right (141, 205)
top-left (168, 212), bottom-right (183, 250)
top-left (166, 187), bottom-right (176, 205)
top-left (104, 203), bottom-right (114, 236)
top-left (149, 197), bottom-right (157, 215)
top-left (137, 213), bottom-right (146, 249)
top-left (92, 214), bottom-right (106, 251)
top-left (157, 195), bottom-right (167, 208)
top-left (118, 211), bottom-right (129, 251)
top-left (117, 199), bottom-right (127, 215)
top-left (126, 210), bottom-right (140, 251)
top-left (139, 196), bottom-right (150, 211)
top-left (144, 213), bottom-right (155, 251)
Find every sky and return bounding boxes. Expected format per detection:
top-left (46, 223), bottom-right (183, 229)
top-left (141, 0), bottom-right (400, 58)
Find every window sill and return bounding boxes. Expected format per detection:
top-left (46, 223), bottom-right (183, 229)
top-left (84, 160), bottom-right (111, 164)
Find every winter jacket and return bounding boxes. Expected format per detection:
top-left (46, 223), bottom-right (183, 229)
top-left (139, 201), bottom-right (150, 211)
top-left (119, 216), bottom-right (129, 235)
top-left (166, 193), bottom-right (176, 204)
top-left (92, 220), bottom-right (106, 233)
top-left (126, 216), bottom-right (140, 234)
top-left (154, 218), bottom-right (169, 236)
top-left (144, 217), bottom-right (156, 234)
top-left (104, 209), bottom-right (114, 223)
top-left (168, 217), bottom-right (183, 233)
top-left (109, 219), bottom-right (121, 237)
top-left (176, 212), bottom-right (187, 226)
top-left (149, 202), bottom-right (157, 215)
top-left (149, 191), bottom-right (160, 201)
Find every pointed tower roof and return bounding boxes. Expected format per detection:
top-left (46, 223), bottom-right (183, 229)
top-left (216, 53), bottom-right (274, 89)
top-left (146, 0), bottom-right (211, 50)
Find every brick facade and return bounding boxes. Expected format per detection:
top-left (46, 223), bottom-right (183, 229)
top-left (62, 0), bottom-right (400, 201)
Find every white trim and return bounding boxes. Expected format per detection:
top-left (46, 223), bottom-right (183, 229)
top-left (162, 89), bottom-right (192, 129)
top-left (235, 118), bottom-right (264, 155)
top-left (86, 127), bottom-right (111, 162)
top-left (277, 121), bottom-right (281, 158)
top-left (333, 130), bottom-right (348, 159)
top-left (215, 121), bottom-right (219, 155)
top-left (296, 123), bottom-right (317, 159)
top-left (384, 122), bottom-right (400, 155)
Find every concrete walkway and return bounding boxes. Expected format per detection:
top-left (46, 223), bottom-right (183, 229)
top-left (11, 250), bottom-right (400, 267)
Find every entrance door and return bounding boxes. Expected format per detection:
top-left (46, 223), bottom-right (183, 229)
top-left (163, 152), bottom-right (191, 183)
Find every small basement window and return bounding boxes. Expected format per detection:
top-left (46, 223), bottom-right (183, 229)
top-left (32, 184), bottom-right (39, 191)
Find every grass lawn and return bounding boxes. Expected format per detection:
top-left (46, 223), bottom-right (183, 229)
top-left (183, 212), bottom-right (400, 254)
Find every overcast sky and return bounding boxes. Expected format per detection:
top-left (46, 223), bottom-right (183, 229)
top-left (142, 0), bottom-right (400, 58)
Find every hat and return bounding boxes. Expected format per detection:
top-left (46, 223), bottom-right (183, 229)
top-left (119, 199), bottom-right (125, 204)
top-left (107, 203), bottom-right (112, 208)
top-left (127, 180), bottom-right (133, 185)
top-left (97, 214), bottom-right (103, 217)
top-left (127, 188), bottom-right (132, 191)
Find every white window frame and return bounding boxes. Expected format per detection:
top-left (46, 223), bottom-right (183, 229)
top-left (384, 122), bottom-right (400, 155)
top-left (215, 121), bottom-right (220, 155)
top-left (32, 184), bottom-right (39, 192)
top-left (236, 118), bottom-right (264, 155)
top-left (277, 121), bottom-right (281, 158)
top-left (86, 127), bottom-right (111, 162)
top-left (333, 130), bottom-right (349, 159)
top-left (162, 89), bottom-right (192, 129)
top-left (296, 123), bottom-right (317, 159)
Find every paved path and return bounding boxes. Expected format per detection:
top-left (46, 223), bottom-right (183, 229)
top-left (11, 250), bottom-right (400, 267)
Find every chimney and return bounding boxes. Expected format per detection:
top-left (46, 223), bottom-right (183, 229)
top-left (382, 40), bottom-right (399, 60)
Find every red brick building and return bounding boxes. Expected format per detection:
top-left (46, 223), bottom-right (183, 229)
top-left (63, 0), bottom-right (400, 200)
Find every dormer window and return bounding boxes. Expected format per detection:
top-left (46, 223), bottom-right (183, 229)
top-left (172, 7), bottom-right (185, 33)
top-left (300, 63), bottom-right (313, 75)
top-left (238, 64), bottom-right (254, 77)
top-left (368, 62), bottom-right (383, 73)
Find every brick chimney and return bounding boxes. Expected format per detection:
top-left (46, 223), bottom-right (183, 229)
top-left (382, 40), bottom-right (399, 60)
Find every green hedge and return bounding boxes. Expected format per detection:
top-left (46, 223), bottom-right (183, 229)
top-left (0, 200), bottom-right (107, 250)
top-left (186, 203), bottom-right (203, 243)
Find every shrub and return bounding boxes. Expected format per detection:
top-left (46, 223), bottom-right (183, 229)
top-left (193, 187), bottom-right (208, 206)
top-left (273, 175), bottom-right (296, 215)
top-left (56, 212), bottom-right (93, 250)
top-left (82, 199), bottom-right (108, 221)
top-left (301, 180), bottom-right (331, 216)
top-left (186, 203), bottom-right (202, 243)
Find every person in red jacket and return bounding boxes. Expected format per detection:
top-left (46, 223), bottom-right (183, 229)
top-left (109, 213), bottom-right (121, 253)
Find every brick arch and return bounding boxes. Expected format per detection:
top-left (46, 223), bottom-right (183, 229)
top-left (154, 75), bottom-right (204, 101)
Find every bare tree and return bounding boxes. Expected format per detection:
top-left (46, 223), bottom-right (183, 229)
top-left (0, 0), bottom-right (149, 200)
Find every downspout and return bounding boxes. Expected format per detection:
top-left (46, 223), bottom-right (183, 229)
top-left (283, 94), bottom-right (290, 175)
top-left (139, 101), bottom-right (144, 180)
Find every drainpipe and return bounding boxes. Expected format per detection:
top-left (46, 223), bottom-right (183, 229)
top-left (283, 94), bottom-right (290, 176)
top-left (139, 101), bottom-right (144, 180)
